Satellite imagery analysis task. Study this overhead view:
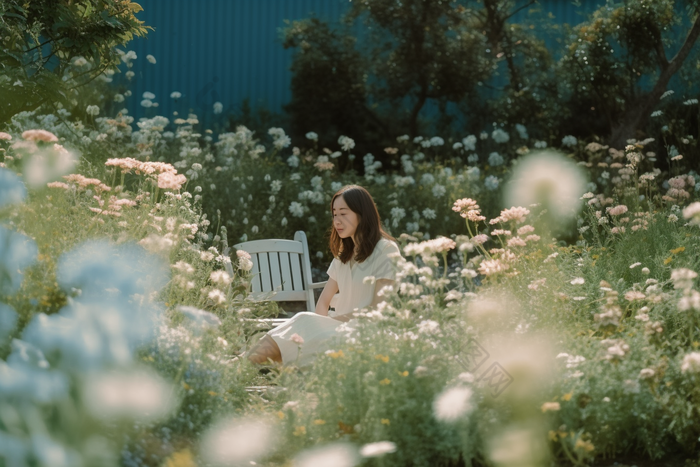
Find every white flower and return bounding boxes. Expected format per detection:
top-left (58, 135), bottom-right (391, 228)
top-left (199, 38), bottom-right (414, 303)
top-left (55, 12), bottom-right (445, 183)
top-left (82, 369), bottom-right (177, 422)
top-left (213, 102), bottom-right (223, 114)
top-left (306, 131), bottom-right (319, 141)
top-left (287, 155), bottom-right (299, 167)
top-left (294, 443), bottom-right (359, 467)
top-left (433, 386), bottom-right (473, 422)
top-left (684, 98), bottom-right (699, 106)
top-left (170, 91), bottom-right (182, 99)
top-left (360, 441), bottom-right (397, 458)
top-left (422, 208), bottom-right (437, 219)
top-left (86, 105), bottom-right (100, 116)
top-left (289, 201), bottom-right (305, 217)
top-left (503, 150), bottom-right (586, 221)
top-left (146, 54), bottom-right (156, 64)
top-left (629, 262), bottom-right (642, 269)
top-left (141, 99), bottom-right (153, 108)
top-left (142, 91), bottom-right (155, 100)
top-left (338, 135), bottom-right (355, 151)
top-left (430, 136), bottom-right (444, 146)
top-left (462, 135), bottom-right (477, 151)
top-left (431, 184), bottom-right (446, 197)
top-left (570, 277), bottom-right (585, 285)
top-left (208, 289), bottom-right (226, 304)
top-left (488, 152), bottom-right (504, 166)
top-left (201, 417), bottom-right (276, 467)
top-left (210, 270), bottom-right (232, 285)
top-left (681, 352), bottom-right (700, 373)
top-left (515, 124), bottom-right (528, 139)
top-left (534, 140), bottom-right (547, 149)
top-left (561, 135), bottom-right (578, 147)
top-left (491, 129), bottom-right (510, 144)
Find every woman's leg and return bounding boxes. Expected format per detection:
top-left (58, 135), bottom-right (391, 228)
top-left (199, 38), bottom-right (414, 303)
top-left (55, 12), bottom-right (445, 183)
top-left (246, 334), bottom-right (283, 364)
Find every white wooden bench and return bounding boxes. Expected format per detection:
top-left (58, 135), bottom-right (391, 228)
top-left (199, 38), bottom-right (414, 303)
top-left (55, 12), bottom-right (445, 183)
top-left (233, 231), bottom-right (333, 327)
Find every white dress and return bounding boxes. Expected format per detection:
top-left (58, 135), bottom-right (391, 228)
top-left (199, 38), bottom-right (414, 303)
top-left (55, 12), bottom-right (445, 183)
top-left (267, 237), bottom-right (400, 367)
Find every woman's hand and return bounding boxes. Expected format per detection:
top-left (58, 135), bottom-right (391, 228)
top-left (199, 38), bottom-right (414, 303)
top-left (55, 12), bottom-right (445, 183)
top-left (315, 278), bottom-right (339, 316)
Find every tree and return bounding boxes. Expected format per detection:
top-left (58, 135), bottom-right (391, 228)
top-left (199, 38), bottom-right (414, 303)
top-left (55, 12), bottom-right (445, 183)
top-left (0, 0), bottom-right (149, 123)
top-left (560, 0), bottom-right (700, 147)
top-left (282, 0), bottom-right (547, 147)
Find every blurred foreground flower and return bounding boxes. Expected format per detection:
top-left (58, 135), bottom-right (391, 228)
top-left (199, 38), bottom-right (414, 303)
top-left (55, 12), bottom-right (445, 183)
top-left (0, 226), bottom-right (38, 294)
top-left (0, 168), bottom-right (27, 208)
top-left (504, 151), bottom-right (586, 222)
top-left (360, 441), bottom-right (397, 458)
top-left (82, 368), bottom-right (177, 422)
top-left (433, 386), bottom-right (473, 422)
top-left (294, 442), bottom-right (359, 467)
top-left (200, 417), bottom-right (277, 466)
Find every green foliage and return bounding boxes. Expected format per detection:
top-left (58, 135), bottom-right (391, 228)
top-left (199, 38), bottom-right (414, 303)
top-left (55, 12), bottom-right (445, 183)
top-left (0, 0), bottom-right (150, 122)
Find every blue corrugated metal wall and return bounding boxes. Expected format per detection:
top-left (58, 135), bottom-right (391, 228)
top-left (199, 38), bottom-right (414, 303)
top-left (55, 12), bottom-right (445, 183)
top-left (122, 0), bottom-right (604, 125)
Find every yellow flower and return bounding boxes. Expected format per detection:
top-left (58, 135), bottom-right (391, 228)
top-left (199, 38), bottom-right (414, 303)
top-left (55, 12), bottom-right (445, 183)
top-left (313, 419), bottom-right (326, 425)
top-left (548, 430), bottom-right (558, 442)
top-left (379, 378), bottom-right (391, 385)
top-left (574, 438), bottom-right (595, 453)
top-left (163, 449), bottom-right (196, 467)
top-left (293, 426), bottom-right (306, 436)
top-left (399, 370), bottom-right (409, 377)
top-left (663, 256), bottom-right (673, 265)
top-left (208, 391), bottom-right (218, 396)
top-left (277, 411), bottom-right (285, 420)
top-left (381, 418), bottom-right (390, 425)
top-left (375, 354), bottom-right (390, 363)
top-left (182, 382), bottom-right (191, 390)
top-left (670, 246), bottom-right (685, 255)
top-left (561, 392), bottom-right (573, 401)
top-left (328, 350), bottom-right (345, 359)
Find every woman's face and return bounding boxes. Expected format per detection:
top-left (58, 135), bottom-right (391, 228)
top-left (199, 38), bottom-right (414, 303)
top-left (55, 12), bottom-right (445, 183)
top-left (332, 195), bottom-right (360, 240)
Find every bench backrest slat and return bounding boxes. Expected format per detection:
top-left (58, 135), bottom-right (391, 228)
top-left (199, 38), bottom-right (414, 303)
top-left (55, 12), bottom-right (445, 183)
top-left (234, 231), bottom-right (319, 312)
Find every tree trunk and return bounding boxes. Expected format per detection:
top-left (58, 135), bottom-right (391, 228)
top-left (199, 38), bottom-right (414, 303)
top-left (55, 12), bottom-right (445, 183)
top-left (610, 14), bottom-right (700, 148)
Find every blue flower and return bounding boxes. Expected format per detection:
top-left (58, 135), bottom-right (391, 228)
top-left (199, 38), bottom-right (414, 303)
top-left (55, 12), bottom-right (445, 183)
top-left (485, 175), bottom-right (500, 191)
top-left (0, 227), bottom-right (38, 294)
top-left (0, 303), bottom-right (18, 345)
top-left (57, 240), bottom-right (168, 299)
top-left (0, 168), bottom-right (27, 208)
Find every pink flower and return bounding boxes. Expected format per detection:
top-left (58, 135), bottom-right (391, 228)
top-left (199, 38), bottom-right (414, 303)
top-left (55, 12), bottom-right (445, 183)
top-left (290, 333), bottom-right (304, 345)
top-left (478, 259), bottom-right (509, 276)
top-left (47, 181), bottom-right (70, 189)
top-left (606, 205), bottom-right (628, 216)
top-left (0, 132), bottom-right (12, 141)
top-left (517, 225), bottom-right (535, 235)
top-left (471, 234), bottom-right (489, 245)
top-left (491, 229), bottom-right (511, 236)
top-left (157, 172), bottom-right (187, 190)
top-left (22, 129), bottom-right (58, 143)
top-left (499, 206), bottom-right (530, 223)
top-left (453, 198), bottom-right (485, 221)
top-left (507, 237), bottom-right (527, 247)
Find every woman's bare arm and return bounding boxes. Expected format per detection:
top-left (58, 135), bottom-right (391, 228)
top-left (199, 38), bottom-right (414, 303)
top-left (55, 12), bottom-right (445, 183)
top-left (315, 278), bottom-right (339, 316)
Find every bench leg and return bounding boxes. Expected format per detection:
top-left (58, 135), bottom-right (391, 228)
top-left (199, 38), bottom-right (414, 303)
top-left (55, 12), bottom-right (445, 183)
top-left (246, 334), bottom-right (282, 364)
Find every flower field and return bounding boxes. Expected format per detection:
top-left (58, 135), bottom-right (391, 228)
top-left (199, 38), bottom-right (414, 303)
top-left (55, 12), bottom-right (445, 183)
top-left (2, 19), bottom-right (700, 466)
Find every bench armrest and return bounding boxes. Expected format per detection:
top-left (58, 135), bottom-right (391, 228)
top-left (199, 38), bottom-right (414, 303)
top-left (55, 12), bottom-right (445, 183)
top-left (308, 281), bottom-right (327, 289)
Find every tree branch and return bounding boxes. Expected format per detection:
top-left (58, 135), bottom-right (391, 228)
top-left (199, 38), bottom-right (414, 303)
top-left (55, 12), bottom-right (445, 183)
top-left (505, 0), bottom-right (537, 21)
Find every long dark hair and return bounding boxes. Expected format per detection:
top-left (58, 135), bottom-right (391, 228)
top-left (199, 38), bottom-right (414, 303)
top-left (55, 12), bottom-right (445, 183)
top-left (329, 185), bottom-right (395, 264)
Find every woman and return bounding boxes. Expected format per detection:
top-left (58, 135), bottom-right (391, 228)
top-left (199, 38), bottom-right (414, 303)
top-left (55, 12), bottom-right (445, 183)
top-left (246, 185), bottom-right (400, 367)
